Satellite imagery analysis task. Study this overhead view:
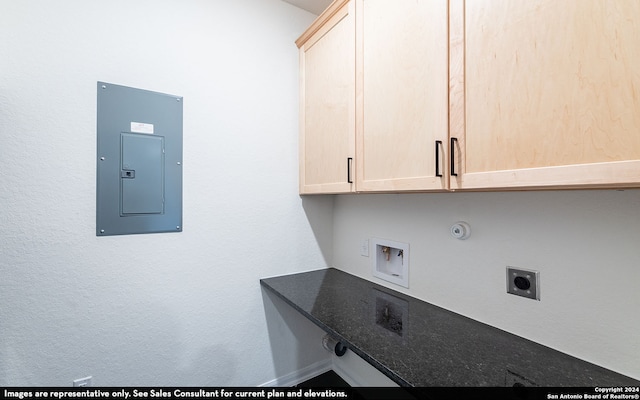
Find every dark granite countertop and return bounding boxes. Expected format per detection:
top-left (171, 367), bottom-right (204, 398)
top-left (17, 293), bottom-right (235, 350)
top-left (260, 268), bottom-right (640, 387)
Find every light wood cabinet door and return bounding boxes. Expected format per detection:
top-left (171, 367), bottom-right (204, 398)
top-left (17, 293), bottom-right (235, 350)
top-left (450, 0), bottom-right (640, 190)
top-left (355, 0), bottom-right (449, 192)
top-left (297, 0), bottom-right (355, 194)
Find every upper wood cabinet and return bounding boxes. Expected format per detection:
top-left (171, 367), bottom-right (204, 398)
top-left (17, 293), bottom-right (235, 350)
top-left (450, 0), bottom-right (640, 190)
top-left (297, 0), bottom-right (355, 194)
top-left (298, 0), bottom-right (640, 194)
top-left (355, 0), bottom-right (449, 192)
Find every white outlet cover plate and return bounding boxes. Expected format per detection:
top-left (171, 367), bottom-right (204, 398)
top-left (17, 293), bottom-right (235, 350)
top-left (73, 376), bottom-right (92, 387)
top-left (360, 239), bottom-right (369, 257)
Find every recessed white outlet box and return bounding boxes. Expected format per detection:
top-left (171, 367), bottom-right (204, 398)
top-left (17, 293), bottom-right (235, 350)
top-left (73, 376), bottom-right (92, 387)
top-left (506, 267), bottom-right (540, 300)
top-left (371, 238), bottom-right (409, 288)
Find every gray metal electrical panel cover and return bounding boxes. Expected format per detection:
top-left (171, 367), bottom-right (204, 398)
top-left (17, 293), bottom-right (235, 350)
top-left (97, 82), bottom-right (183, 236)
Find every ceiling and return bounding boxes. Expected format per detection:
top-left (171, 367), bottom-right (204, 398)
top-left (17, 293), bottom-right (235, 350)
top-left (282, 0), bottom-right (333, 15)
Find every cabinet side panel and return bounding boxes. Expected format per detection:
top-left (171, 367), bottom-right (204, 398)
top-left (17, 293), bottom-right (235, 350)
top-left (465, 0), bottom-right (640, 173)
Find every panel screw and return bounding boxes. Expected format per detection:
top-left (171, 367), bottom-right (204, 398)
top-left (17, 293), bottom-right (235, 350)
top-left (176, 226), bottom-right (181, 230)
top-left (100, 229), bottom-right (105, 233)
top-left (177, 161), bottom-right (181, 165)
top-left (100, 157), bottom-right (105, 161)
top-left (176, 98), bottom-right (181, 102)
top-left (102, 85), bottom-right (106, 89)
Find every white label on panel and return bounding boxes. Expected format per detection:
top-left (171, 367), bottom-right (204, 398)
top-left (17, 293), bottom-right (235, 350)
top-left (130, 122), bottom-right (154, 134)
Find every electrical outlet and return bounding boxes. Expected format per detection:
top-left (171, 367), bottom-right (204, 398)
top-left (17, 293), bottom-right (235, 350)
top-left (360, 239), bottom-right (369, 257)
top-left (506, 267), bottom-right (540, 300)
top-left (73, 376), bottom-right (92, 387)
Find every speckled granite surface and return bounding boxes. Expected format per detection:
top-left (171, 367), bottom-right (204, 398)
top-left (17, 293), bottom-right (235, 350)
top-left (260, 268), bottom-right (640, 387)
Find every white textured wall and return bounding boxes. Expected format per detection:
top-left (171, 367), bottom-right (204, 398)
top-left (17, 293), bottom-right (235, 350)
top-left (0, 0), bottom-right (330, 386)
top-left (332, 190), bottom-right (640, 380)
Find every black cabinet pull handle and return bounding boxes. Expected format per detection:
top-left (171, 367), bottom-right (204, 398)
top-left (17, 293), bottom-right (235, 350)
top-left (347, 157), bottom-right (353, 183)
top-left (450, 137), bottom-right (458, 177)
top-left (435, 140), bottom-right (443, 178)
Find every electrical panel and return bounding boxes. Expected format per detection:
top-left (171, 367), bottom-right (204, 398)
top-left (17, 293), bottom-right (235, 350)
top-left (96, 82), bottom-right (183, 236)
